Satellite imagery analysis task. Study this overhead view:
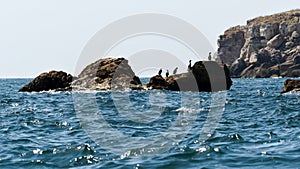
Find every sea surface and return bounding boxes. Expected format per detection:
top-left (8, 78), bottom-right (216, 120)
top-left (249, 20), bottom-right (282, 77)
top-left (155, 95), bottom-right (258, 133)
top-left (0, 78), bottom-right (299, 169)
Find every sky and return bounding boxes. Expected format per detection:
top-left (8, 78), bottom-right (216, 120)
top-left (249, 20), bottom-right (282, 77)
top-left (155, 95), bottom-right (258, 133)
top-left (0, 0), bottom-right (299, 78)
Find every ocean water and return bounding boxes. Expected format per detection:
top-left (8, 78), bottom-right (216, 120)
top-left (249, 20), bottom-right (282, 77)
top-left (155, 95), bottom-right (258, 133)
top-left (0, 78), bottom-right (299, 168)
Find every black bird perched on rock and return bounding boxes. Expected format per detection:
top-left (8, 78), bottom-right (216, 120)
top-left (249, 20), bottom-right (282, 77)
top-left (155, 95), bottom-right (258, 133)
top-left (208, 52), bottom-right (212, 61)
top-left (166, 70), bottom-right (169, 77)
top-left (188, 60), bottom-right (192, 71)
top-left (158, 68), bottom-right (162, 76)
top-left (173, 67), bottom-right (178, 75)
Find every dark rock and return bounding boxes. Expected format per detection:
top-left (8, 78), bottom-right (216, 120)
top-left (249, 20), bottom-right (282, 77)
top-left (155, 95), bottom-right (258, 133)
top-left (193, 61), bottom-right (231, 92)
top-left (277, 61), bottom-right (294, 76)
top-left (270, 52), bottom-right (284, 65)
top-left (166, 73), bottom-right (199, 91)
top-left (269, 65), bottom-right (280, 76)
top-left (19, 71), bottom-right (73, 92)
top-left (281, 79), bottom-right (300, 93)
top-left (230, 58), bottom-right (247, 77)
top-left (289, 70), bottom-right (300, 77)
top-left (254, 62), bottom-right (276, 78)
top-left (287, 64), bottom-right (300, 77)
top-left (147, 61), bottom-right (232, 92)
top-left (131, 76), bottom-right (142, 85)
top-left (223, 63), bottom-right (233, 89)
top-left (240, 65), bottom-right (256, 78)
top-left (147, 75), bottom-right (170, 90)
top-left (293, 55), bottom-right (300, 64)
top-left (255, 68), bottom-right (270, 78)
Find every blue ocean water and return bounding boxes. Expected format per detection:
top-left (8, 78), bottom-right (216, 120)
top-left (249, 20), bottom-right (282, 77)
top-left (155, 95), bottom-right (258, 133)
top-left (0, 78), bottom-right (299, 168)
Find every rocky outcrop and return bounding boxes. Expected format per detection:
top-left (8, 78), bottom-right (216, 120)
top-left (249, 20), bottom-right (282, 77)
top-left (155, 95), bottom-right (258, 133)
top-left (147, 75), bottom-right (170, 90)
top-left (281, 79), bottom-right (300, 93)
top-left (72, 58), bottom-right (142, 90)
top-left (217, 9), bottom-right (300, 78)
top-left (147, 61), bottom-right (232, 92)
top-left (19, 71), bottom-right (73, 92)
top-left (19, 58), bottom-right (232, 92)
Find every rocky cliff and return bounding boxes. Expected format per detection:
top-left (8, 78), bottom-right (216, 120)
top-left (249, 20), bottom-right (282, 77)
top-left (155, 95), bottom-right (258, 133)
top-left (217, 9), bottom-right (300, 78)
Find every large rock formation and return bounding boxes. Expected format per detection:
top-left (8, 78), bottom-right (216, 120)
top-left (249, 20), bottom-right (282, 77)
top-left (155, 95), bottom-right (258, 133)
top-left (19, 71), bottom-right (73, 92)
top-left (217, 9), bottom-right (300, 78)
top-left (72, 58), bottom-right (141, 90)
top-left (281, 79), bottom-right (300, 93)
top-left (147, 61), bottom-right (232, 92)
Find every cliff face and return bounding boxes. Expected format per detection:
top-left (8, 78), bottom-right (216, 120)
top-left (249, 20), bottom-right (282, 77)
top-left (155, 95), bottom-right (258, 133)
top-left (217, 9), bottom-right (300, 78)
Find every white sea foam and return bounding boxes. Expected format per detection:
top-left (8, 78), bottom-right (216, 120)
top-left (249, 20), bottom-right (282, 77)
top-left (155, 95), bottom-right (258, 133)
top-left (282, 91), bottom-right (300, 95)
top-left (174, 107), bottom-right (203, 113)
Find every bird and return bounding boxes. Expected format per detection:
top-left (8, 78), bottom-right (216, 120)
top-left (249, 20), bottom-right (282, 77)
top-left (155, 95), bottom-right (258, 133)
top-left (188, 60), bottom-right (192, 71)
top-left (166, 70), bottom-right (169, 77)
top-left (173, 67), bottom-right (178, 75)
top-left (208, 52), bottom-right (212, 61)
top-left (158, 68), bottom-right (162, 76)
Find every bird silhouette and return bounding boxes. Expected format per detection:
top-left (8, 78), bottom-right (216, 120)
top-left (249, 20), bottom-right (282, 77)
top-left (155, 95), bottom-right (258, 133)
top-left (166, 70), bottom-right (169, 77)
top-left (173, 67), bottom-right (178, 75)
top-left (208, 52), bottom-right (212, 61)
top-left (188, 60), bottom-right (192, 71)
top-left (158, 69), bottom-right (162, 76)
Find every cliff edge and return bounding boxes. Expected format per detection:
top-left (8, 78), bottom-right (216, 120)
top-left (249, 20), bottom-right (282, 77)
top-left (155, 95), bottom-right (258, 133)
top-left (217, 9), bottom-right (300, 78)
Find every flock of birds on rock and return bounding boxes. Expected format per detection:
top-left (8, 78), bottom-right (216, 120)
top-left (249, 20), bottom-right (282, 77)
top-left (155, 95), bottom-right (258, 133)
top-left (157, 59), bottom-right (193, 78)
top-left (157, 52), bottom-right (213, 78)
top-left (158, 68), bottom-right (171, 78)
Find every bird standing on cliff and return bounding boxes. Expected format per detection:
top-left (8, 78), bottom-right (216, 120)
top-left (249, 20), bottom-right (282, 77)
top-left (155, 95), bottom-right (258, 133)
top-left (158, 69), bottom-right (162, 76)
top-left (188, 60), bottom-right (192, 71)
top-left (208, 52), bottom-right (212, 61)
top-left (166, 70), bottom-right (169, 77)
top-left (173, 67), bottom-right (178, 75)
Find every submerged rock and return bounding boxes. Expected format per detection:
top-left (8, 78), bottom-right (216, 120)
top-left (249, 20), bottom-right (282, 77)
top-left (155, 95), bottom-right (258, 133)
top-left (19, 71), bottom-right (73, 92)
top-left (281, 79), bottom-right (300, 93)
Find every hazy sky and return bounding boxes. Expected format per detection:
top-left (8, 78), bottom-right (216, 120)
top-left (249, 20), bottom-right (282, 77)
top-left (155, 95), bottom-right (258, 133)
top-left (0, 0), bottom-right (299, 78)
